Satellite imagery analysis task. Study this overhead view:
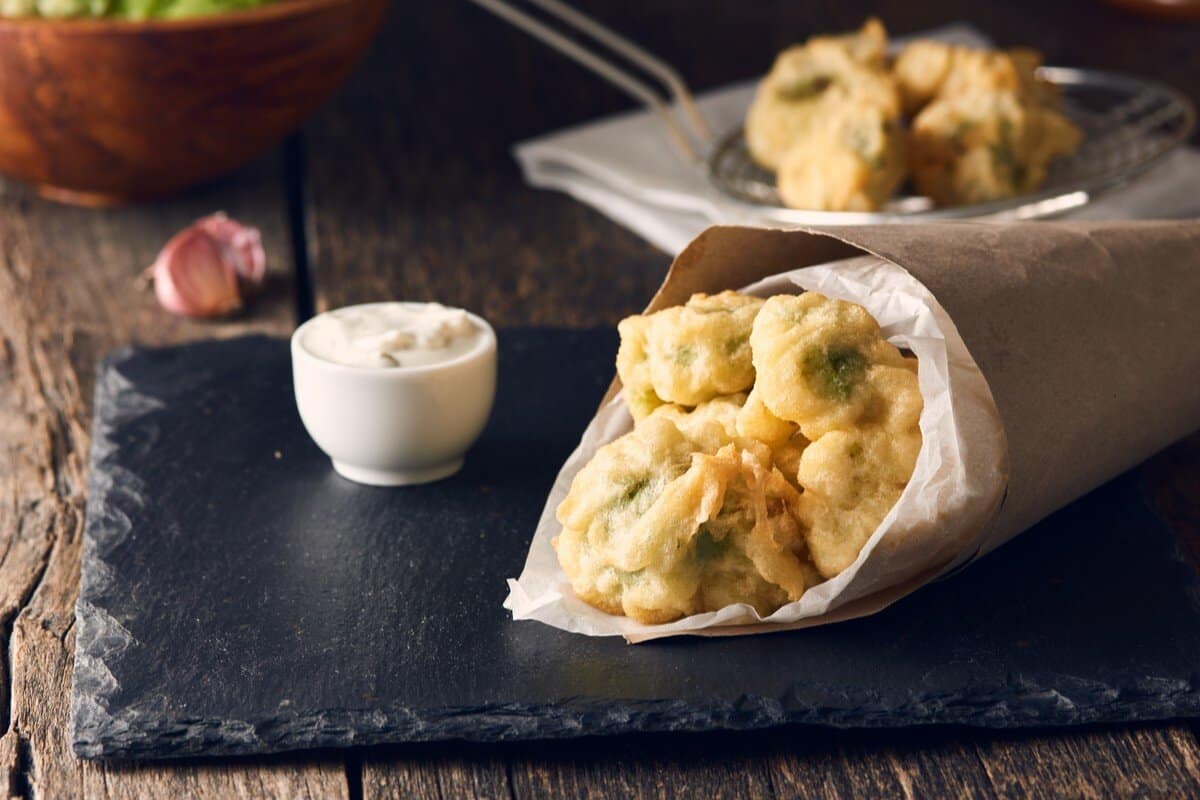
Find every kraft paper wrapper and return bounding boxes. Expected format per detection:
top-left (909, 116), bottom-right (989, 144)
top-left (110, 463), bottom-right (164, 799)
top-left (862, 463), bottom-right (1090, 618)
top-left (505, 220), bottom-right (1200, 642)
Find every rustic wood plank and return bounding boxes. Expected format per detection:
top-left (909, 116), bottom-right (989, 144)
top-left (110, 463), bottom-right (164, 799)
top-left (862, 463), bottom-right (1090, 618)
top-left (766, 724), bottom-right (1200, 798)
top-left (302, 1), bottom-right (1200, 798)
top-left (972, 724), bottom-right (1200, 798)
top-left (766, 728), bottom-right (995, 798)
top-left (362, 746), bottom-right (511, 800)
top-left (508, 733), bottom-right (774, 800)
top-left (0, 157), bottom-right (347, 799)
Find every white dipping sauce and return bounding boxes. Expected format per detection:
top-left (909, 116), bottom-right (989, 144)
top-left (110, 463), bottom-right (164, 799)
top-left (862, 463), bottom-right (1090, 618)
top-left (301, 302), bottom-right (483, 368)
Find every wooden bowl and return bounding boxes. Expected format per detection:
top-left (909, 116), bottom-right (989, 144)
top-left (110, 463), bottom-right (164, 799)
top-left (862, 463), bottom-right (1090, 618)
top-left (0, 0), bottom-right (388, 206)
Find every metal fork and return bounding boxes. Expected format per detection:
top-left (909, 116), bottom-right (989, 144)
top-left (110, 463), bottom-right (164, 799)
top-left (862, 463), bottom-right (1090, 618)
top-left (468, 0), bottom-right (712, 163)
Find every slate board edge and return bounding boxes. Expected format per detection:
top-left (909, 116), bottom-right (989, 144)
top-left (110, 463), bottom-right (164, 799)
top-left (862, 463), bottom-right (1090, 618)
top-left (73, 689), bottom-right (1200, 760)
top-left (70, 343), bottom-right (183, 764)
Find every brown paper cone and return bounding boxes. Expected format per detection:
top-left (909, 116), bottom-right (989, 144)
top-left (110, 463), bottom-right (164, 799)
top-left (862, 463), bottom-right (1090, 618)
top-left (635, 220), bottom-right (1200, 559)
top-left (510, 220), bottom-right (1200, 642)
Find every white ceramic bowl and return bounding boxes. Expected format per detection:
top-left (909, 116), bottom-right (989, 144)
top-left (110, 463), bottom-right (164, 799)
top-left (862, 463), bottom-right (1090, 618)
top-left (290, 303), bottom-right (497, 486)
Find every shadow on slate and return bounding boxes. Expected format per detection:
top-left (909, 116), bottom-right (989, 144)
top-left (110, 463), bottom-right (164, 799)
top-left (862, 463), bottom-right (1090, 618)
top-left (70, 332), bottom-right (1200, 761)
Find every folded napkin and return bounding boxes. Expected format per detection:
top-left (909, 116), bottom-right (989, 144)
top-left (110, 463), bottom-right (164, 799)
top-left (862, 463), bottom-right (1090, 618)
top-left (515, 24), bottom-right (1200, 254)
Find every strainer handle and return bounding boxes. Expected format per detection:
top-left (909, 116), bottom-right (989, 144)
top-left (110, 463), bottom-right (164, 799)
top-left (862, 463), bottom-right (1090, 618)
top-left (468, 0), bottom-right (712, 163)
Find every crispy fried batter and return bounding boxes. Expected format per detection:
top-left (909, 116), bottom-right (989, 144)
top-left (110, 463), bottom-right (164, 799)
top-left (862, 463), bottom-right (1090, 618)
top-left (559, 290), bottom-right (923, 622)
top-left (746, 25), bottom-right (1081, 211)
top-left (745, 18), bottom-right (900, 175)
top-left (616, 292), bottom-right (763, 420)
top-left (894, 41), bottom-right (1055, 115)
top-left (894, 41), bottom-right (1080, 205)
top-left (555, 404), bottom-right (819, 623)
top-left (795, 425), bottom-right (921, 577)
top-left (748, 293), bottom-right (923, 577)
top-left (749, 293), bottom-right (918, 439)
top-left (775, 105), bottom-right (906, 212)
top-left (908, 89), bottom-right (1081, 205)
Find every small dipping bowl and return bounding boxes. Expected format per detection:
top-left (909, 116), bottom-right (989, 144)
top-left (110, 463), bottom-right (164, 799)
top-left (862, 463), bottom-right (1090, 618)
top-left (291, 303), bottom-right (497, 486)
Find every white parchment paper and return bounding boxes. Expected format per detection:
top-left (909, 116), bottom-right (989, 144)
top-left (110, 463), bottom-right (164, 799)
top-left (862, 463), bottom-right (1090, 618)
top-left (504, 255), bottom-right (1008, 639)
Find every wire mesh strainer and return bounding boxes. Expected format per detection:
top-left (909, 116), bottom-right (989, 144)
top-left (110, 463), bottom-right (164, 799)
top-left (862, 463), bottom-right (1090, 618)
top-left (472, 0), bottom-right (1196, 224)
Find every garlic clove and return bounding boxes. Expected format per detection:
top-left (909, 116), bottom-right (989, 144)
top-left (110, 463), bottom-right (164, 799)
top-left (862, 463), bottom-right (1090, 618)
top-left (196, 212), bottom-right (266, 291)
top-left (153, 227), bottom-right (242, 318)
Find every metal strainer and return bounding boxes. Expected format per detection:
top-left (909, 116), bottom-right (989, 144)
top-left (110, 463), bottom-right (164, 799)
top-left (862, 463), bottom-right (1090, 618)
top-left (472, 0), bottom-right (1196, 224)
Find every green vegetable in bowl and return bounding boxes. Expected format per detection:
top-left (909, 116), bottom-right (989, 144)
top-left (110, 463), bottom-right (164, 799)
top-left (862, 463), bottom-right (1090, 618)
top-left (2, 0), bottom-right (272, 19)
top-left (0, 0), bottom-right (35, 15)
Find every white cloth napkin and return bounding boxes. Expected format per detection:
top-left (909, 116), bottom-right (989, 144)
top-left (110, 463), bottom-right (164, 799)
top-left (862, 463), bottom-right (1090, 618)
top-left (515, 24), bottom-right (1200, 255)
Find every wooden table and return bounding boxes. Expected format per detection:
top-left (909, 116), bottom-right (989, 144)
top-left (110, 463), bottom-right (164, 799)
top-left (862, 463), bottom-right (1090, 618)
top-left (1, 1), bottom-right (1198, 796)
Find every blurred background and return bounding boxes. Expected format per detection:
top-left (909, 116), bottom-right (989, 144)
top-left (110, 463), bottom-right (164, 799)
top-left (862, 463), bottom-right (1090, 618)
top-left (287, 0), bottom-right (1198, 316)
top-left (1, 0), bottom-right (1197, 332)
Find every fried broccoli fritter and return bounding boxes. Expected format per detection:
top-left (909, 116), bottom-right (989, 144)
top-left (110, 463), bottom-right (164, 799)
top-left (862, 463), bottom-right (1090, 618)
top-left (616, 292), bottom-right (762, 420)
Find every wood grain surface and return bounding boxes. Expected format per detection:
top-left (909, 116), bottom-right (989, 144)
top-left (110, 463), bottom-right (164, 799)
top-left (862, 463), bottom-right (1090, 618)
top-left (2, 0), bottom-right (1200, 797)
top-left (0, 157), bottom-right (346, 798)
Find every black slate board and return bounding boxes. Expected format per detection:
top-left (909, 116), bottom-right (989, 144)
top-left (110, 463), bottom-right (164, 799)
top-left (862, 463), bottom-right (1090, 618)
top-left (71, 332), bottom-right (1200, 761)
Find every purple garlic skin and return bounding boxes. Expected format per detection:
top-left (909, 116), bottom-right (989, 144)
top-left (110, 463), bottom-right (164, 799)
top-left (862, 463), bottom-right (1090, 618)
top-left (151, 213), bottom-right (265, 319)
top-left (197, 212), bottom-right (266, 292)
top-left (153, 227), bottom-right (242, 318)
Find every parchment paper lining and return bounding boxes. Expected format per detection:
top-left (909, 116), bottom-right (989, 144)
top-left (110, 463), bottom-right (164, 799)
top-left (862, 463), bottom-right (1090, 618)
top-left (504, 254), bottom-right (1008, 640)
